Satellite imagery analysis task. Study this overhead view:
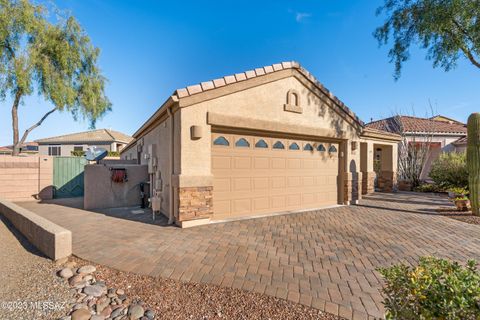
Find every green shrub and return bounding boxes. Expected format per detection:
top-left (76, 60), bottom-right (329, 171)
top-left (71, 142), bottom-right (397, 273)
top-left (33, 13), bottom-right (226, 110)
top-left (71, 150), bottom-right (86, 157)
top-left (378, 257), bottom-right (480, 320)
top-left (430, 152), bottom-right (468, 189)
top-left (413, 183), bottom-right (444, 193)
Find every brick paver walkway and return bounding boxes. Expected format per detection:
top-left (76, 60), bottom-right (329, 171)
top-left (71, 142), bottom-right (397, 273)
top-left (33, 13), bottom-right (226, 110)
top-left (17, 193), bottom-right (480, 319)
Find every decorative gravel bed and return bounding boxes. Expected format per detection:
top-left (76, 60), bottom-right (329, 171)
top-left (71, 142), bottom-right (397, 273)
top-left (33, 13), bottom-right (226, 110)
top-left (0, 215), bottom-right (74, 320)
top-left (435, 207), bottom-right (480, 225)
top-left (68, 256), bottom-right (343, 320)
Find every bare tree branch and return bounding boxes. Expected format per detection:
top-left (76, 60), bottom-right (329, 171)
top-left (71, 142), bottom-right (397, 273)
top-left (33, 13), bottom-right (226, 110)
top-left (16, 107), bottom-right (57, 149)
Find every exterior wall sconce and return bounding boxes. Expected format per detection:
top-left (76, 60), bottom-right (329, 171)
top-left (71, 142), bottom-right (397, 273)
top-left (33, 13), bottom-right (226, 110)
top-left (284, 89), bottom-right (302, 114)
top-left (190, 125), bottom-right (202, 140)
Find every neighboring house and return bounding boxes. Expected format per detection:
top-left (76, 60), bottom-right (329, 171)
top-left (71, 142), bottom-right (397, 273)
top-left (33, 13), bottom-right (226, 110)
top-left (120, 61), bottom-right (401, 227)
top-left (0, 142), bottom-right (39, 155)
top-left (366, 115), bottom-right (467, 180)
top-left (35, 129), bottom-right (133, 156)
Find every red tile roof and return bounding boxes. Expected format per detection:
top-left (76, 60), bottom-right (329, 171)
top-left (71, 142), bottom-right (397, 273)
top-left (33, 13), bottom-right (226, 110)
top-left (366, 116), bottom-right (467, 134)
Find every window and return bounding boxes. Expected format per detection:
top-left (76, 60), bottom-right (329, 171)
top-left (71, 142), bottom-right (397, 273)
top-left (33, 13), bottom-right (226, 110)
top-left (48, 145), bottom-right (61, 156)
top-left (304, 143), bottom-right (314, 151)
top-left (329, 145), bottom-right (338, 153)
top-left (273, 141), bottom-right (285, 149)
top-left (255, 139), bottom-right (268, 148)
top-left (213, 136), bottom-right (229, 146)
top-left (235, 138), bottom-right (250, 147)
top-left (74, 146), bottom-right (83, 152)
top-left (317, 144), bottom-right (326, 152)
top-left (289, 142), bottom-right (300, 150)
top-left (26, 145), bottom-right (38, 151)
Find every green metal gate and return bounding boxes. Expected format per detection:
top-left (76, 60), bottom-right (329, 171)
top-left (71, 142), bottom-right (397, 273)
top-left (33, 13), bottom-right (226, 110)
top-left (53, 157), bottom-right (88, 198)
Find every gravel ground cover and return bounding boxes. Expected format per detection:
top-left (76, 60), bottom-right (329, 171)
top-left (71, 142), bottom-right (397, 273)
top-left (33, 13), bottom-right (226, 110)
top-left (0, 215), bottom-right (74, 320)
top-left (71, 257), bottom-right (343, 320)
top-left (435, 207), bottom-right (480, 225)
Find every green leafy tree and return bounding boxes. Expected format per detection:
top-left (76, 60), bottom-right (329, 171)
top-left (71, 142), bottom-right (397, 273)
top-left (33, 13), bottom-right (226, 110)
top-left (0, 0), bottom-right (111, 155)
top-left (374, 0), bottom-right (480, 79)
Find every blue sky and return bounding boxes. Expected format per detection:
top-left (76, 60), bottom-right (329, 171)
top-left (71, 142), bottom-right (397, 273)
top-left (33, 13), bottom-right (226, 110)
top-left (1, 0), bottom-right (478, 146)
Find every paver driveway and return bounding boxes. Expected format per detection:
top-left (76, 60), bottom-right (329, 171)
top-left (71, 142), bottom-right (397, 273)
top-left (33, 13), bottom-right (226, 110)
top-left (17, 193), bottom-right (480, 319)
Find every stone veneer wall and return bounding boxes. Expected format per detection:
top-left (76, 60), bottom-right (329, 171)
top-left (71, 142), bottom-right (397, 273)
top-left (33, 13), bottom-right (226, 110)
top-left (377, 171), bottom-right (397, 192)
top-left (178, 186), bottom-right (213, 221)
top-left (344, 172), bottom-right (362, 204)
top-left (361, 171), bottom-right (376, 195)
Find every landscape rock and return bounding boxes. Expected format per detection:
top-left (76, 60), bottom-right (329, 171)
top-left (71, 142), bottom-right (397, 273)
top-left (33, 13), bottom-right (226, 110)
top-left (83, 285), bottom-right (105, 297)
top-left (99, 305), bottom-right (112, 318)
top-left (116, 289), bottom-right (125, 295)
top-left (72, 303), bottom-right (88, 311)
top-left (71, 308), bottom-right (92, 320)
top-left (59, 268), bottom-right (74, 278)
top-left (65, 261), bottom-right (77, 269)
top-left (128, 304), bottom-right (144, 320)
top-left (144, 309), bottom-right (155, 319)
top-left (78, 265), bottom-right (96, 274)
top-left (69, 275), bottom-right (84, 286)
top-left (110, 307), bottom-right (125, 318)
top-left (90, 315), bottom-right (105, 320)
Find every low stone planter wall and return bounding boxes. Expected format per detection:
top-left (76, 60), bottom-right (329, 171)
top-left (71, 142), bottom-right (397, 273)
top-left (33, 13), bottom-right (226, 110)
top-left (0, 199), bottom-right (71, 261)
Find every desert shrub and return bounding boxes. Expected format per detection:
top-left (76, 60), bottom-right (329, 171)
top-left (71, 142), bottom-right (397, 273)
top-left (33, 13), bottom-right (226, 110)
top-left (378, 257), bottom-right (480, 320)
top-left (413, 183), bottom-right (442, 193)
top-left (71, 150), bottom-right (86, 157)
top-left (430, 152), bottom-right (468, 189)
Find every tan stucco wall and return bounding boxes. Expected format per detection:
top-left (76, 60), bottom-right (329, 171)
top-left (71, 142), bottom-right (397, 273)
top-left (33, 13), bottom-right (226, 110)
top-left (0, 155), bottom-right (53, 201)
top-left (0, 199), bottom-right (71, 260)
top-left (84, 164), bottom-right (148, 210)
top-left (121, 117), bottom-right (175, 216)
top-left (179, 75), bottom-right (362, 183)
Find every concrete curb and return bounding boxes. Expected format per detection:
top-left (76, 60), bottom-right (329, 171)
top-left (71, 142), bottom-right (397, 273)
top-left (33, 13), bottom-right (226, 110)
top-left (0, 199), bottom-right (71, 261)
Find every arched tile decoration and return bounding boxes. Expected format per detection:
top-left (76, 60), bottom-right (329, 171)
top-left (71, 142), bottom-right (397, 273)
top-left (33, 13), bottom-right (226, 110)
top-left (304, 143), bottom-right (314, 151)
top-left (329, 145), bottom-right (338, 153)
top-left (213, 136), bottom-right (229, 146)
top-left (317, 144), bottom-right (326, 152)
top-left (255, 139), bottom-right (268, 148)
top-left (289, 142), bottom-right (300, 150)
top-left (235, 138), bottom-right (250, 147)
top-left (273, 141), bottom-right (285, 149)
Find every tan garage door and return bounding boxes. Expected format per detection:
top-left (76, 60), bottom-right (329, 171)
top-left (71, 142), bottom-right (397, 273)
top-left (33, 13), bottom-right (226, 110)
top-left (211, 132), bottom-right (339, 220)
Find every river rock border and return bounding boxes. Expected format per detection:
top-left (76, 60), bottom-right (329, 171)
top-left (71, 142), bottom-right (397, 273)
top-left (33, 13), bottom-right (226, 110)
top-left (56, 262), bottom-right (155, 320)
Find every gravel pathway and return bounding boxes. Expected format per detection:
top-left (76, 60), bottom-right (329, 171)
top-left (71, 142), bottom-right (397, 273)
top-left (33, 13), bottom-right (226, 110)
top-left (71, 257), bottom-right (342, 320)
top-left (0, 215), bottom-right (74, 320)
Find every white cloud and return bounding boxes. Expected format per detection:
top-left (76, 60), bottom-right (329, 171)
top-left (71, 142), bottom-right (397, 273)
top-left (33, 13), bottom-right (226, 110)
top-left (295, 12), bottom-right (311, 23)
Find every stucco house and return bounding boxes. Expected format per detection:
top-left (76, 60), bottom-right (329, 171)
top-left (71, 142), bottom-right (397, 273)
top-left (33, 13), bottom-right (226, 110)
top-left (36, 129), bottom-right (133, 156)
top-left (121, 61), bottom-right (401, 227)
top-left (366, 115), bottom-right (467, 180)
top-left (0, 142), bottom-right (38, 155)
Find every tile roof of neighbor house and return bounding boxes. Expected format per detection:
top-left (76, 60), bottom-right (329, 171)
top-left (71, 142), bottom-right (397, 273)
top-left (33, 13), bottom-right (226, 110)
top-left (35, 129), bottom-right (133, 144)
top-left (172, 61), bottom-right (364, 126)
top-left (365, 115), bottom-right (467, 135)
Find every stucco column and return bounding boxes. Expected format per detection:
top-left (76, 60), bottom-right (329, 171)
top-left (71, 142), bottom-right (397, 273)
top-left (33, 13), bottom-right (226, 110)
top-left (175, 109), bottom-right (214, 226)
top-left (378, 144), bottom-right (398, 193)
top-left (360, 142), bottom-right (376, 195)
top-left (343, 140), bottom-right (362, 205)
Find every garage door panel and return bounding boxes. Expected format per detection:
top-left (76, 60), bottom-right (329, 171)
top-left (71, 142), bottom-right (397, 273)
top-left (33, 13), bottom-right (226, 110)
top-left (212, 156), bottom-right (231, 169)
top-left (212, 132), bottom-right (339, 219)
top-left (233, 198), bottom-right (251, 214)
top-left (234, 157), bottom-right (252, 169)
top-left (254, 157), bottom-right (269, 169)
top-left (253, 177), bottom-right (269, 190)
top-left (233, 178), bottom-right (251, 191)
top-left (271, 176), bottom-right (286, 189)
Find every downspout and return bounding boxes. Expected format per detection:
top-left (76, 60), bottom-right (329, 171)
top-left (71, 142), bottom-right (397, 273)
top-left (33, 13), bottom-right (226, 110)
top-left (167, 106), bottom-right (175, 225)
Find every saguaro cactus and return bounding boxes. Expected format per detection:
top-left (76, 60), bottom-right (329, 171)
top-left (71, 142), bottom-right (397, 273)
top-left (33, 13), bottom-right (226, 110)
top-left (467, 113), bottom-right (480, 216)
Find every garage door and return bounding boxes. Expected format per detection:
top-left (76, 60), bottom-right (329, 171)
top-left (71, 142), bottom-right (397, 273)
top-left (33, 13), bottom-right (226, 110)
top-left (211, 132), bottom-right (339, 219)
